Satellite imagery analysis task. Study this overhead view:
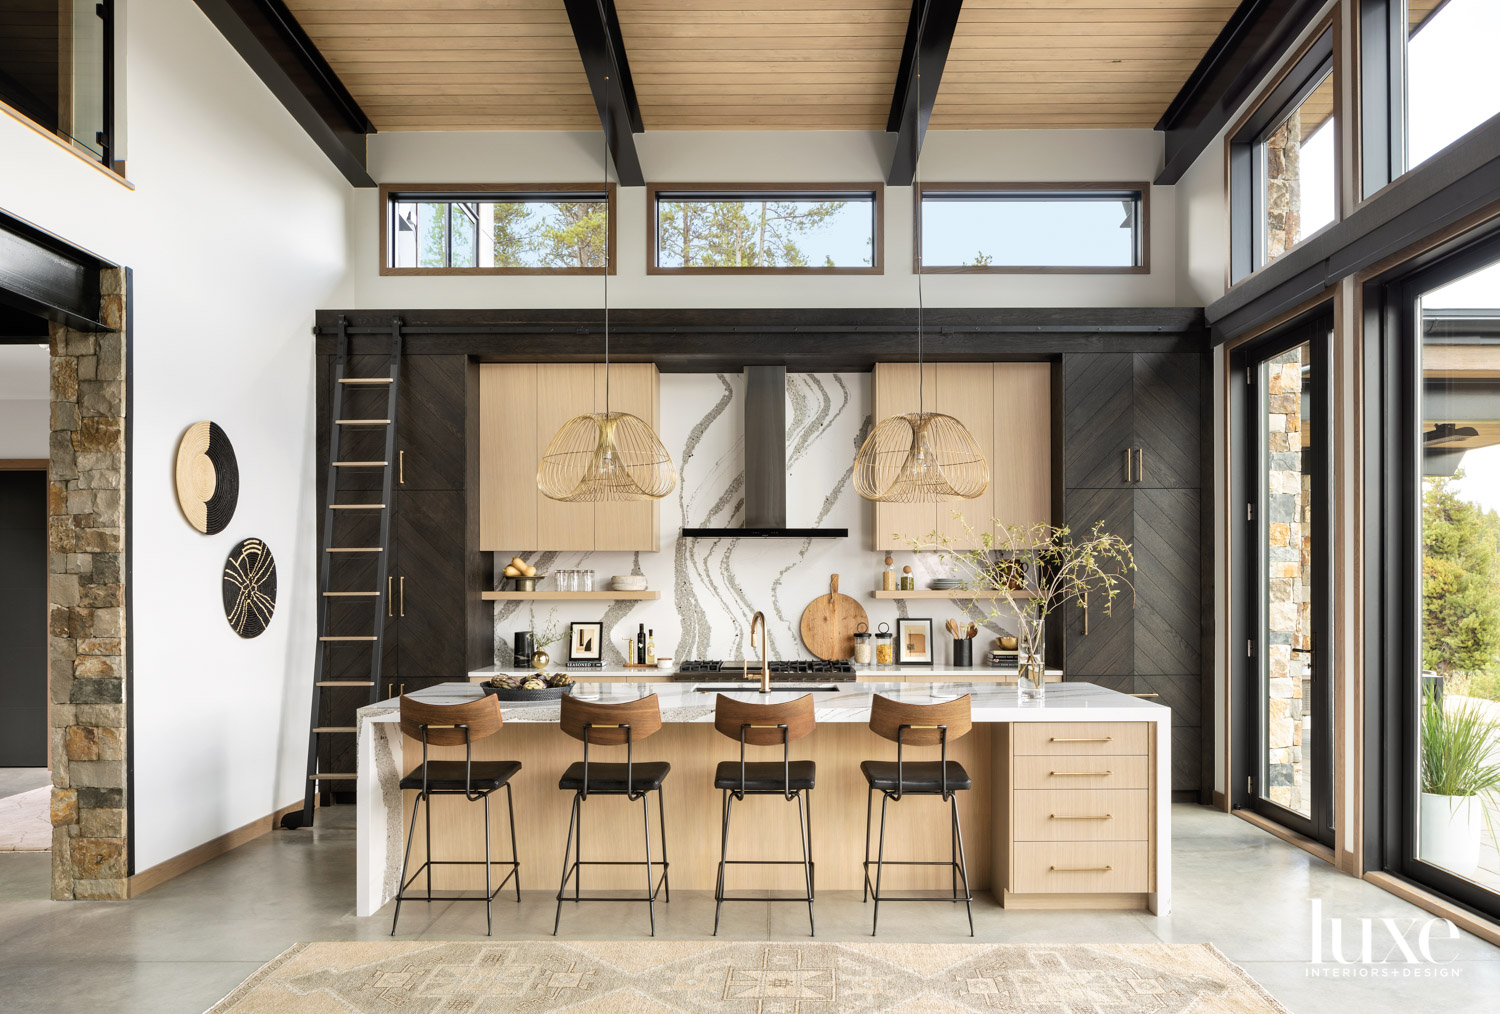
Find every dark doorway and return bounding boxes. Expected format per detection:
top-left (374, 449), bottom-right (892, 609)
top-left (0, 469), bottom-right (48, 767)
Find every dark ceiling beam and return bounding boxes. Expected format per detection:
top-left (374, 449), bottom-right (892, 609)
top-left (887, 0), bottom-right (963, 188)
top-left (562, 0), bottom-right (646, 187)
top-left (1154, 0), bottom-right (1328, 186)
top-left (193, 0), bottom-right (375, 187)
top-left (0, 210), bottom-right (116, 333)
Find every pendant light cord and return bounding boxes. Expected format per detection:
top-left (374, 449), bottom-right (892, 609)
top-left (603, 126), bottom-right (610, 417)
top-left (915, 54), bottom-right (924, 419)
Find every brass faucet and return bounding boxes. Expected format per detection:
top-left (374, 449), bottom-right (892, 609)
top-left (743, 611), bottom-right (769, 693)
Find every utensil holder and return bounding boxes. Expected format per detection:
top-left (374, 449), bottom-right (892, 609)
top-left (952, 639), bottom-right (973, 667)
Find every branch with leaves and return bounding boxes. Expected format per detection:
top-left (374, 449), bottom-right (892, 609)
top-left (902, 513), bottom-right (1135, 670)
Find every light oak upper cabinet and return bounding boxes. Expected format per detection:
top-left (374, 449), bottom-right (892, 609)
top-left (870, 362), bottom-right (1051, 551)
top-left (480, 363), bottom-right (662, 552)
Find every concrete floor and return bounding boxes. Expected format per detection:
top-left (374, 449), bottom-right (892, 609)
top-left (0, 803), bottom-right (1496, 1013)
top-left (0, 768), bottom-right (50, 802)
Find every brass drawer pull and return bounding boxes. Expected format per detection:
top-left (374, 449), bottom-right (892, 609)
top-left (1130, 693), bottom-right (1159, 698)
top-left (1051, 864), bottom-right (1113, 872)
top-left (1050, 813), bottom-right (1112, 820)
top-left (1050, 736), bottom-right (1112, 743)
top-left (1050, 770), bottom-right (1112, 777)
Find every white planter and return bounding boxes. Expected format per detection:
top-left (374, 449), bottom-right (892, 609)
top-left (1419, 792), bottom-right (1483, 875)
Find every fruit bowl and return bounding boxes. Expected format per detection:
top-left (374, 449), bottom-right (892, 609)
top-left (482, 673), bottom-right (574, 701)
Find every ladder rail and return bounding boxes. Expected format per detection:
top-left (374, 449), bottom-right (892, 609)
top-left (285, 317), bottom-right (403, 830)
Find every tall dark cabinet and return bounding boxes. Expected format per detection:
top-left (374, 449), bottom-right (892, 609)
top-left (313, 351), bottom-right (492, 788)
top-left (1062, 353), bottom-right (1204, 795)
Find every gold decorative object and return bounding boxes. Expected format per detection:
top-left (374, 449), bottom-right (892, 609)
top-left (531, 650), bottom-right (550, 670)
top-left (539, 130), bottom-right (676, 503)
top-left (853, 55), bottom-right (986, 504)
top-left (539, 412), bottom-right (676, 502)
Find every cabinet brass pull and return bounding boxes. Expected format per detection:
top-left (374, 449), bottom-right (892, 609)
top-left (1130, 693), bottom-right (1159, 698)
top-left (1081, 591), bottom-right (1089, 636)
top-left (387, 576), bottom-right (393, 617)
top-left (1051, 864), bottom-right (1113, 872)
top-left (1050, 736), bottom-right (1112, 743)
top-left (1050, 813), bottom-right (1112, 820)
top-left (1136, 447), bottom-right (1144, 482)
top-left (1050, 770), bottom-right (1112, 777)
top-left (399, 576), bottom-right (405, 617)
top-left (399, 450), bottom-right (405, 484)
top-left (400, 683), bottom-right (405, 696)
top-left (1123, 448), bottom-right (1132, 482)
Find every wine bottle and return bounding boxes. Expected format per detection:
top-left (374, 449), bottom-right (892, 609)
top-left (636, 623), bottom-right (647, 665)
top-left (646, 629), bottom-right (656, 665)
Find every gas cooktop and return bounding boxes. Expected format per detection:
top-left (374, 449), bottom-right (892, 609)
top-left (672, 659), bottom-right (856, 681)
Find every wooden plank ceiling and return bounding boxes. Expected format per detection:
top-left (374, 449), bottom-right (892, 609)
top-left (283, 0), bottom-right (1237, 132)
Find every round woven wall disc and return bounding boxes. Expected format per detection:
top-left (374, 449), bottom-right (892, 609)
top-left (223, 538), bottom-right (277, 638)
top-left (175, 421), bottom-right (239, 534)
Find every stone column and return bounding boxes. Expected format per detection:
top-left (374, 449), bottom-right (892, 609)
top-left (48, 267), bottom-right (129, 900)
top-left (1264, 113), bottom-right (1304, 262)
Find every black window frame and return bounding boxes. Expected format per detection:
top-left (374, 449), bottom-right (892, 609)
top-left (645, 183), bottom-right (884, 275)
top-left (1367, 222), bottom-right (1500, 923)
top-left (0, 0), bottom-right (116, 169)
top-left (1228, 25), bottom-right (1338, 285)
top-left (378, 184), bottom-right (616, 276)
top-left (913, 183), bottom-right (1149, 275)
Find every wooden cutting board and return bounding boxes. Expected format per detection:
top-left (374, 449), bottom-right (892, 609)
top-left (799, 574), bottom-right (869, 661)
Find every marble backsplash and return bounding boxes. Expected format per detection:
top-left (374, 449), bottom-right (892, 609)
top-left (492, 372), bottom-right (1023, 668)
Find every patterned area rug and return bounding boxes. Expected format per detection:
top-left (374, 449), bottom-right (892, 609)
top-left (0, 787), bottom-right (51, 852)
top-left (206, 940), bottom-right (1290, 1013)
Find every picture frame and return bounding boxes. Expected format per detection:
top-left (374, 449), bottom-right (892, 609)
top-left (896, 617), bottom-right (934, 666)
top-left (568, 621), bottom-right (603, 661)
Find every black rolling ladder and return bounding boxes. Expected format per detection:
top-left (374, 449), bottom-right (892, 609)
top-left (284, 317), bottom-right (403, 830)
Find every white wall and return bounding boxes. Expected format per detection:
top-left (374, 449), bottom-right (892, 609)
top-left (358, 128), bottom-right (1182, 309)
top-left (0, 402), bottom-right (48, 458)
top-left (0, 0), bottom-right (353, 868)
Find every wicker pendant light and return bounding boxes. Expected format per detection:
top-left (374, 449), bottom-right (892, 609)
top-left (539, 132), bottom-right (677, 503)
top-left (854, 62), bottom-right (988, 504)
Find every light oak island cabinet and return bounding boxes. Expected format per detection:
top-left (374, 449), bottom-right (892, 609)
top-left (870, 362), bottom-right (1052, 550)
top-left (479, 362), bottom-right (661, 552)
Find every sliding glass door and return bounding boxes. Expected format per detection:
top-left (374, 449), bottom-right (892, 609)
top-left (1383, 237), bottom-right (1500, 917)
top-left (1234, 315), bottom-right (1334, 844)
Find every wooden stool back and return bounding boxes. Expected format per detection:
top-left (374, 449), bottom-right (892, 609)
top-left (868, 694), bottom-right (971, 746)
top-left (713, 693), bottom-right (816, 745)
top-left (559, 694), bottom-right (662, 745)
top-left (399, 694), bottom-right (503, 746)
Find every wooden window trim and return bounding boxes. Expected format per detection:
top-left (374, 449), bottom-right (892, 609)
top-left (645, 183), bottom-right (884, 276)
top-left (378, 183), bottom-right (616, 276)
top-left (914, 182), bottom-right (1150, 275)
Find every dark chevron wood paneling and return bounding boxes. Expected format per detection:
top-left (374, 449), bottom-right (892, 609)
top-left (1133, 354), bottom-right (1201, 489)
top-left (396, 489), bottom-right (469, 678)
top-left (1169, 724), bottom-right (1203, 793)
top-left (1062, 487), bottom-right (1134, 677)
top-left (1137, 674), bottom-right (1202, 728)
top-left (1133, 488), bottom-right (1202, 676)
top-left (1063, 354), bottom-right (1134, 489)
top-left (399, 356), bottom-right (466, 491)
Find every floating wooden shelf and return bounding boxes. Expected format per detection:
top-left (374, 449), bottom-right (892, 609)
top-left (870, 589), bottom-right (1033, 600)
top-left (481, 590), bottom-right (662, 601)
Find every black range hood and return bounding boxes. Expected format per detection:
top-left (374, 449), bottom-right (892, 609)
top-left (681, 365), bottom-right (848, 539)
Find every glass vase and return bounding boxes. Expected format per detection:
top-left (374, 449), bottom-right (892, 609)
top-left (1017, 657), bottom-right (1045, 702)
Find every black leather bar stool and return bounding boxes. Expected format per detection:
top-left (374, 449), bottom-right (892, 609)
top-left (553, 693), bottom-right (671, 936)
top-left (861, 693), bottom-right (974, 936)
top-left (392, 693), bottom-right (521, 936)
top-left (712, 693), bottom-right (816, 936)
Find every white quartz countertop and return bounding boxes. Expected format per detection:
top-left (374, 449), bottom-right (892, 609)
top-left (466, 664), bottom-right (1064, 680)
top-left (360, 680), bottom-right (1167, 726)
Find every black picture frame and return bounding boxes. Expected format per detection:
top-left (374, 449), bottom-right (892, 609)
top-left (568, 621), bottom-right (603, 661)
top-left (896, 617), bottom-right (934, 666)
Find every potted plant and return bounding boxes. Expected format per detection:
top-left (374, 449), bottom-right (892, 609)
top-left (1419, 690), bottom-right (1500, 875)
top-left (905, 515), bottom-right (1134, 700)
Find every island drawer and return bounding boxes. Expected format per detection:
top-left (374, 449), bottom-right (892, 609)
top-left (1013, 790), bottom-right (1149, 841)
top-left (1013, 722), bottom-right (1149, 756)
top-left (1012, 841), bottom-right (1149, 893)
top-left (1012, 754), bottom-right (1150, 789)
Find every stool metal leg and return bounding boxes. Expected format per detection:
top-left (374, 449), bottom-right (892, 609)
top-left (657, 786), bottom-right (671, 903)
top-left (862, 786), bottom-right (873, 903)
top-left (425, 787), bottom-right (434, 903)
top-left (484, 793), bottom-right (493, 935)
top-left (950, 803), bottom-right (959, 901)
top-left (574, 791), bottom-right (583, 902)
top-left (797, 789), bottom-right (814, 936)
top-left (553, 792), bottom-right (580, 936)
top-left (872, 791), bottom-right (890, 935)
top-left (641, 791), bottom-right (656, 937)
top-left (952, 794), bottom-right (974, 936)
top-left (713, 789), bottom-right (734, 936)
top-left (506, 783), bottom-right (521, 902)
top-left (391, 791), bottom-right (424, 935)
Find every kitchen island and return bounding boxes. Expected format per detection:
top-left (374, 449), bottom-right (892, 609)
top-left (356, 681), bottom-right (1169, 920)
